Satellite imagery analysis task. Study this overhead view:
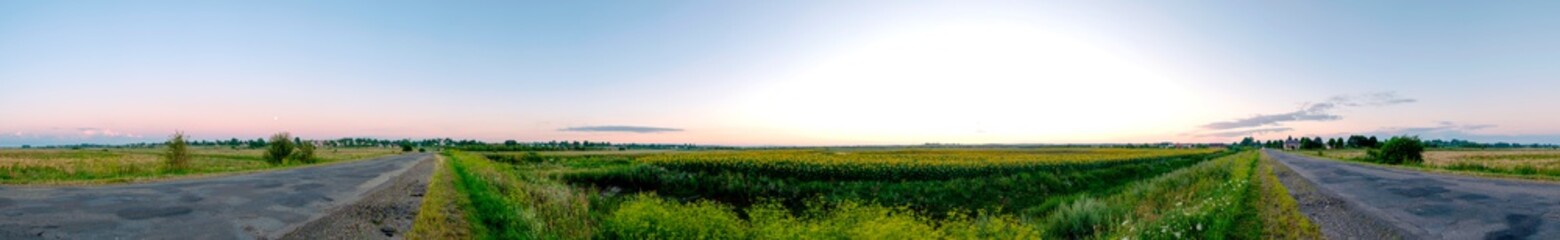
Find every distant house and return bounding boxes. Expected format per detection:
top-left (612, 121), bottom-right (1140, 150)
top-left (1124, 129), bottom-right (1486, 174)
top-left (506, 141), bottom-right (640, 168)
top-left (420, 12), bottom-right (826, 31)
top-left (1284, 139), bottom-right (1300, 150)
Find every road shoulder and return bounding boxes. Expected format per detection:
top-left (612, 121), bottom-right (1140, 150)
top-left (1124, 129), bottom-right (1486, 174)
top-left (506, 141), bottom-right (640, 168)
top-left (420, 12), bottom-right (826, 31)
top-left (1265, 151), bottom-right (1406, 239)
top-left (281, 155), bottom-right (435, 239)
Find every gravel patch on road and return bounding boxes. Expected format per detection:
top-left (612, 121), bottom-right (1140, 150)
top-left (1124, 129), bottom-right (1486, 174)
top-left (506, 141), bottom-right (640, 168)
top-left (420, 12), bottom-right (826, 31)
top-left (1267, 151), bottom-right (1406, 239)
top-left (282, 156), bottom-right (434, 240)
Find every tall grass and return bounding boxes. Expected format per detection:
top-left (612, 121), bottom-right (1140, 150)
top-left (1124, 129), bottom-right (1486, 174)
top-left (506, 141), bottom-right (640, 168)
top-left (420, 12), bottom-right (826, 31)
top-left (443, 150), bottom-right (596, 239)
top-left (1030, 151), bottom-right (1285, 239)
top-left (603, 193), bottom-right (1041, 240)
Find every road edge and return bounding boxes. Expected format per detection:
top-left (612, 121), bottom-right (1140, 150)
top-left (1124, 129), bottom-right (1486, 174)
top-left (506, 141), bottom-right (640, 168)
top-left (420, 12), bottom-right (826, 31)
top-left (1264, 149), bottom-right (1410, 239)
top-left (268, 153), bottom-right (434, 239)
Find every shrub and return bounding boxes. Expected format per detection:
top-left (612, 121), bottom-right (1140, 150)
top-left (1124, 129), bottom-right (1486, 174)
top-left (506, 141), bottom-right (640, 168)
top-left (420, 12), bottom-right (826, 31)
top-left (263, 132), bottom-right (294, 165)
top-left (401, 144), bottom-right (413, 152)
top-left (20, 145), bottom-right (29, 149)
top-left (1370, 136), bottom-right (1424, 164)
top-left (523, 151), bottom-right (544, 163)
top-left (418, 148), bottom-right (426, 153)
top-left (291, 141), bottom-right (317, 164)
top-left (1047, 196), bottom-right (1110, 239)
top-left (164, 131), bottom-right (191, 172)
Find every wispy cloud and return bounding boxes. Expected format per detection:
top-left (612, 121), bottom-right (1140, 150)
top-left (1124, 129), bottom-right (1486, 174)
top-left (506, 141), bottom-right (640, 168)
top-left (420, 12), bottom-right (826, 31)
top-left (1374, 121), bottom-right (1496, 135)
top-left (1197, 127), bottom-right (1294, 137)
top-left (1357, 122), bottom-right (1560, 144)
top-left (1201, 103), bottom-right (1340, 130)
top-left (558, 125), bottom-right (683, 133)
top-left (1201, 92), bottom-right (1415, 130)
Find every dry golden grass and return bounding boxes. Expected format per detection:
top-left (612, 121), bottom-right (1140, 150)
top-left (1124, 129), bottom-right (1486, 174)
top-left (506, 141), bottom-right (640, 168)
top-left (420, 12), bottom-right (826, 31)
top-left (1424, 149), bottom-right (1560, 171)
top-left (0, 146), bottom-right (401, 184)
top-left (1302, 149), bottom-right (1368, 160)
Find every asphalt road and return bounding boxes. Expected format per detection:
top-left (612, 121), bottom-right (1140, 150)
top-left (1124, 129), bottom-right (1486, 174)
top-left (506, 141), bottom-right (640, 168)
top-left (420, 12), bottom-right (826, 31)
top-left (0, 153), bottom-right (433, 239)
top-left (1267, 149), bottom-right (1560, 239)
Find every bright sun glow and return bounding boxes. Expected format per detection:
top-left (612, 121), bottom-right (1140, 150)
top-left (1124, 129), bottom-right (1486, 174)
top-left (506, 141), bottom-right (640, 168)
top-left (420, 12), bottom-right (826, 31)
top-left (743, 22), bottom-right (1202, 143)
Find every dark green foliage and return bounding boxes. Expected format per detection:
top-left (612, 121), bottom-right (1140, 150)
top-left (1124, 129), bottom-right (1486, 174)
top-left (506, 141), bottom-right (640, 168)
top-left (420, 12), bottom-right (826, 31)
top-left (164, 131), bottom-right (191, 172)
top-left (263, 132), bottom-right (294, 165)
top-left (1369, 136), bottom-right (1424, 164)
top-left (290, 141), bottom-right (317, 164)
top-left (484, 151), bottom-right (549, 164)
top-left (418, 148), bottom-right (426, 153)
top-left (1299, 137), bottom-right (1325, 150)
top-left (400, 144), bottom-right (413, 152)
top-left (20, 145), bottom-right (30, 149)
top-left (563, 151), bottom-right (1229, 217)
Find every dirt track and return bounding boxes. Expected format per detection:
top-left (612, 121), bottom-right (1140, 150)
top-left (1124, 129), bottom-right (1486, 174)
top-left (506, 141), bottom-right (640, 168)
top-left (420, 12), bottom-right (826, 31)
top-left (0, 153), bottom-right (433, 239)
top-left (1267, 149), bottom-right (1560, 239)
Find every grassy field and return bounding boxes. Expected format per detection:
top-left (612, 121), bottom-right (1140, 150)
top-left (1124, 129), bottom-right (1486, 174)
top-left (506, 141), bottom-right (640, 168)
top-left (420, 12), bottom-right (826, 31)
top-left (419, 147), bottom-right (1317, 239)
top-left (0, 147), bottom-right (401, 184)
top-left (1299, 148), bottom-right (1560, 180)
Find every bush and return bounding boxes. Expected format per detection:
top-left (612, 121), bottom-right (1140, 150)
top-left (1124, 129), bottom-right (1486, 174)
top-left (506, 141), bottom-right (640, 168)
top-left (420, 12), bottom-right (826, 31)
top-left (523, 151), bottom-right (544, 163)
top-left (291, 141), bottom-right (317, 164)
top-left (164, 131), bottom-right (191, 172)
top-left (263, 132), bottom-right (294, 165)
top-left (1047, 197), bottom-right (1110, 239)
top-left (401, 144), bottom-right (413, 152)
top-left (418, 148), bottom-right (426, 153)
top-left (1370, 136), bottom-right (1424, 165)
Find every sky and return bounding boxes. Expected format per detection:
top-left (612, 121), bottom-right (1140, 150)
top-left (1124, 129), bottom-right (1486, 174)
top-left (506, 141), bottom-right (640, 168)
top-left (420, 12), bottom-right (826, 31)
top-left (4, 1), bottom-right (1560, 146)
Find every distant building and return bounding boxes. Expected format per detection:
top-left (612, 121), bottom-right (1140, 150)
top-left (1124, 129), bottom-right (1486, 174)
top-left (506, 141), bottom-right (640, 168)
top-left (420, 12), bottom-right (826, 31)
top-left (1284, 139), bottom-right (1300, 150)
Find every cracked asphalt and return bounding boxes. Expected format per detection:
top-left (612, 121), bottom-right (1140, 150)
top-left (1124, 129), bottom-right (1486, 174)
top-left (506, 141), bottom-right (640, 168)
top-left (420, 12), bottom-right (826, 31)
top-left (0, 153), bottom-right (432, 239)
top-left (1267, 149), bottom-right (1560, 239)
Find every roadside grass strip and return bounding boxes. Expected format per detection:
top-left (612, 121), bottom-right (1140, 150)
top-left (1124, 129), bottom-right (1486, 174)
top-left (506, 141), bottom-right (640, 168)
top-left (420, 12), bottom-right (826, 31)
top-left (442, 150), bottom-right (596, 239)
top-left (1254, 154), bottom-right (1323, 239)
top-left (410, 155), bottom-right (475, 239)
top-left (1037, 151), bottom-right (1315, 239)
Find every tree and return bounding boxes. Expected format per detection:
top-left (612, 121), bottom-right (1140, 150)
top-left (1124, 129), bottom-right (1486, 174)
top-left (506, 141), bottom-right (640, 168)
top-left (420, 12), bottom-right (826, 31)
top-left (1240, 137), bottom-right (1256, 146)
top-left (400, 143), bottom-right (413, 152)
top-left (504, 140), bottom-right (518, 146)
top-left (1300, 137), bottom-right (1325, 150)
top-left (1370, 136), bottom-right (1424, 165)
top-left (165, 131), bottom-right (191, 171)
top-left (264, 132), bottom-right (295, 165)
top-left (291, 140), bottom-right (317, 164)
top-left (20, 145), bottom-right (29, 149)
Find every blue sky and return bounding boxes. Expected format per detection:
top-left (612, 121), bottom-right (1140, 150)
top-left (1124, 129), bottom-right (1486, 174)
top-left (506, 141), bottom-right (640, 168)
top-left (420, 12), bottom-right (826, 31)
top-left (3, 1), bottom-right (1560, 146)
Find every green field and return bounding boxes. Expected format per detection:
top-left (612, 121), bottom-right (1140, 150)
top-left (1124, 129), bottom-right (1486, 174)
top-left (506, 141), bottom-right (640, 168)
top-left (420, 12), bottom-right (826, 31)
top-left (414, 147), bottom-right (1318, 239)
top-left (0, 147), bottom-right (402, 184)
